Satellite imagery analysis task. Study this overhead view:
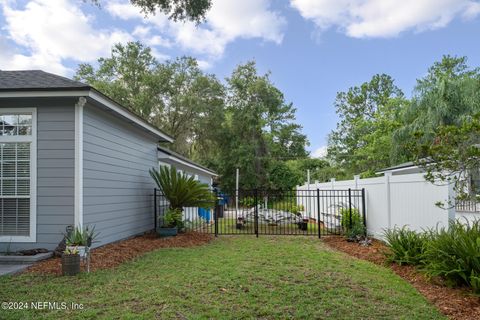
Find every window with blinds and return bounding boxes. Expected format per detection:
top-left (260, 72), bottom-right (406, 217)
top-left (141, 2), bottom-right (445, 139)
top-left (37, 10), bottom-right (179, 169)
top-left (0, 112), bottom-right (34, 238)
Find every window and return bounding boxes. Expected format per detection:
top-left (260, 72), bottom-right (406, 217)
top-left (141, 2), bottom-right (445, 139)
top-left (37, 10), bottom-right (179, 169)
top-left (0, 110), bottom-right (36, 242)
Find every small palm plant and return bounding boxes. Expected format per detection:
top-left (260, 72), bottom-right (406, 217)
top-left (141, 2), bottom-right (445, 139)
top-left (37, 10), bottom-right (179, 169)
top-left (150, 166), bottom-right (216, 231)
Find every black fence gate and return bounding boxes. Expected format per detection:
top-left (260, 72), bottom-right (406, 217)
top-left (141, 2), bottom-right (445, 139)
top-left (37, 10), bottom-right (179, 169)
top-left (154, 188), bottom-right (366, 238)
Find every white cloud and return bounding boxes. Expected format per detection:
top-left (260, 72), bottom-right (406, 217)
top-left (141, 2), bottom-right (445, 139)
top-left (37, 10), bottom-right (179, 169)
top-left (312, 146), bottom-right (328, 158)
top-left (0, 0), bottom-right (133, 75)
top-left (106, 0), bottom-right (286, 58)
top-left (290, 0), bottom-right (480, 38)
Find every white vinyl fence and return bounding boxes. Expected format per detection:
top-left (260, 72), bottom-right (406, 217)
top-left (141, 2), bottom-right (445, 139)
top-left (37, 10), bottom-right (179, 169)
top-left (298, 172), bottom-right (460, 239)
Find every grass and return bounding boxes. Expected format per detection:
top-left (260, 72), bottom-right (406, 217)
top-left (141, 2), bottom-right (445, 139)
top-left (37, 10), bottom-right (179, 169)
top-left (209, 218), bottom-right (326, 235)
top-left (0, 237), bottom-right (444, 319)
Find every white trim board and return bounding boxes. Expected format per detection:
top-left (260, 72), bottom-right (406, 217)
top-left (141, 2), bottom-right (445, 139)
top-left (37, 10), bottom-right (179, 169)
top-left (0, 107), bottom-right (37, 243)
top-left (158, 154), bottom-right (218, 177)
top-left (74, 98), bottom-right (85, 229)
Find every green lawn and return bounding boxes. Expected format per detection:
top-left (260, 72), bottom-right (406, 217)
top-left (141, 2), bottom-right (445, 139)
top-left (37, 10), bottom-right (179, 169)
top-left (0, 237), bottom-right (443, 319)
top-left (209, 218), bottom-right (324, 235)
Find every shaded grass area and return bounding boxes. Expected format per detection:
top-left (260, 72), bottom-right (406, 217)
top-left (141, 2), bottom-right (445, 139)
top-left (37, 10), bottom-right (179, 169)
top-left (0, 237), bottom-right (443, 319)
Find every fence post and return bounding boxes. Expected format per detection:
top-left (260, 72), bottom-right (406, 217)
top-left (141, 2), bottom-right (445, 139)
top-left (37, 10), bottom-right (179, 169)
top-left (354, 175), bottom-right (360, 189)
top-left (154, 188), bottom-right (157, 231)
top-left (317, 189), bottom-right (321, 239)
top-left (385, 171), bottom-right (392, 229)
top-left (330, 178), bottom-right (336, 190)
top-left (214, 189), bottom-right (219, 237)
top-left (254, 189), bottom-right (259, 238)
top-left (348, 188), bottom-right (353, 229)
top-left (362, 188), bottom-right (367, 236)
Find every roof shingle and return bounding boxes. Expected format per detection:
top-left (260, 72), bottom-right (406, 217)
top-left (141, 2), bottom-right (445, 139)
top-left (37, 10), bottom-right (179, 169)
top-left (0, 70), bottom-right (90, 91)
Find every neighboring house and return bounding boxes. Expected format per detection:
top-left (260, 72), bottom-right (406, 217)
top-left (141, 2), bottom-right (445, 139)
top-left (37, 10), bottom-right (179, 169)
top-left (0, 70), bottom-right (217, 252)
top-left (157, 146), bottom-right (217, 186)
top-left (375, 161), bottom-right (424, 176)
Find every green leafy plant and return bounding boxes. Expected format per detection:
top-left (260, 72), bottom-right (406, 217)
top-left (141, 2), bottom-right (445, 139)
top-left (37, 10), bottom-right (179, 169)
top-left (63, 247), bottom-right (79, 255)
top-left (240, 196), bottom-right (255, 207)
top-left (161, 208), bottom-right (183, 228)
top-left (383, 227), bottom-right (428, 265)
top-left (150, 166), bottom-right (215, 229)
top-left (422, 220), bottom-right (480, 292)
top-left (64, 226), bottom-right (98, 247)
top-left (340, 208), bottom-right (362, 230)
top-left (346, 222), bottom-right (367, 241)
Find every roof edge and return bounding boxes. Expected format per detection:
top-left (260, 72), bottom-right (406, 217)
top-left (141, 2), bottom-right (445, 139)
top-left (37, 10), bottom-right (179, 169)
top-left (157, 146), bottom-right (218, 177)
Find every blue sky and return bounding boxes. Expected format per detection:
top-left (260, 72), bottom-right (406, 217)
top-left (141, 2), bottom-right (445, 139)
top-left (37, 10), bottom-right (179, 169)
top-left (1, 0), bottom-right (480, 156)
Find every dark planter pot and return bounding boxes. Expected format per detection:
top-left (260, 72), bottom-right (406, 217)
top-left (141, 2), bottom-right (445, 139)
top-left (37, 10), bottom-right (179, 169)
top-left (299, 221), bottom-right (308, 231)
top-left (236, 223), bottom-right (244, 230)
top-left (156, 227), bottom-right (178, 238)
top-left (62, 254), bottom-right (80, 276)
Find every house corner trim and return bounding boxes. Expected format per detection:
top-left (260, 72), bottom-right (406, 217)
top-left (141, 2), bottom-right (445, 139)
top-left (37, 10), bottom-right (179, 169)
top-left (74, 97), bottom-right (86, 229)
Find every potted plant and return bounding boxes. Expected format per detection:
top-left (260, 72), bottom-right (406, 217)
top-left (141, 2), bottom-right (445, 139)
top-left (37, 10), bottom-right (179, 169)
top-left (64, 226), bottom-right (98, 258)
top-left (62, 247), bottom-right (80, 276)
top-left (236, 217), bottom-right (245, 230)
top-left (299, 218), bottom-right (309, 231)
top-left (157, 208), bottom-right (181, 237)
top-left (150, 166), bottom-right (216, 234)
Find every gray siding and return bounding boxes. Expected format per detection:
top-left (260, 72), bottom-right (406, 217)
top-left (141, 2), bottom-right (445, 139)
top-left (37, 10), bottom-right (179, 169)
top-left (0, 98), bottom-right (76, 251)
top-left (83, 104), bottom-right (158, 247)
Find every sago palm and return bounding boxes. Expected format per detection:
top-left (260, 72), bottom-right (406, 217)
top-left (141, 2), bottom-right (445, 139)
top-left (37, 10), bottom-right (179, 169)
top-left (149, 166), bottom-right (216, 211)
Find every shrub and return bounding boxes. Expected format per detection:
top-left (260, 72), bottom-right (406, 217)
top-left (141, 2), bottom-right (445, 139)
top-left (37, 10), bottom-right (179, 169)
top-left (240, 196), bottom-right (255, 207)
top-left (383, 227), bottom-right (427, 265)
top-left (422, 220), bottom-right (480, 293)
top-left (345, 222), bottom-right (366, 241)
top-left (340, 208), bottom-right (362, 230)
top-left (162, 208), bottom-right (183, 229)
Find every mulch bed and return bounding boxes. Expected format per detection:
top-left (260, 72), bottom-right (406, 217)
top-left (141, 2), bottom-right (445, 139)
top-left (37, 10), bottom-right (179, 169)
top-left (24, 232), bottom-right (213, 276)
top-left (323, 236), bottom-right (480, 320)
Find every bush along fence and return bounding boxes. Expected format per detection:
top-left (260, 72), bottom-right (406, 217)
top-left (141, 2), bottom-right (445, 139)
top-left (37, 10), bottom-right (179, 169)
top-left (154, 188), bottom-right (366, 237)
top-left (384, 221), bottom-right (480, 293)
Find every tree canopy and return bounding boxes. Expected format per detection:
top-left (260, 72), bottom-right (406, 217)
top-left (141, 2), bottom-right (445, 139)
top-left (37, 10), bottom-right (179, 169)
top-left (325, 55), bottom-right (480, 202)
top-left (75, 42), bottom-right (310, 190)
top-left (327, 74), bottom-right (406, 177)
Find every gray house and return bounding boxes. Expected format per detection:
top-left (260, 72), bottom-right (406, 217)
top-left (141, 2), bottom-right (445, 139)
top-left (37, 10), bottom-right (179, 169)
top-left (0, 70), bottom-right (217, 252)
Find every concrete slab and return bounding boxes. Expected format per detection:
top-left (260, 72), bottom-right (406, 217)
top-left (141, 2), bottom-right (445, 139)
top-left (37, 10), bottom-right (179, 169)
top-left (0, 252), bottom-right (53, 265)
top-left (0, 264), bottom-right (31, 276)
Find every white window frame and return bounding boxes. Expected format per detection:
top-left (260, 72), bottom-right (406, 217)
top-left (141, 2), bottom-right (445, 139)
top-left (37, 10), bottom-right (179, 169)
top-left (0, 108), bottom-right (37, 242)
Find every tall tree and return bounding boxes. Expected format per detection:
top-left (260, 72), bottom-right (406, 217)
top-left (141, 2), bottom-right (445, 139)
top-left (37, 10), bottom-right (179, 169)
top-left (327, 74), bottom-right (405, 176)
top-left (75, 42), bottom-right (225, 160)
top-left (219, 62), bottom-right (308, 190)
top-left (393, 55), bottom-right (480, 159)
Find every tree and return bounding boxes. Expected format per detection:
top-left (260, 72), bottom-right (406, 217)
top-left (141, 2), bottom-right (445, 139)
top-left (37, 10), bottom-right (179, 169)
top-left (90, 0), bottom-right (212, 23)
top-left (400, 57), bottom-right (480, 201)
top-left (76, 42), bottom-right (160, 119)
top-left (393, 55), bottom-right (480, 159)
top-left (327, 74), bottom-right (405, 177)
top-left (75, 42), bottom-right (226, 160)
top-left (413, 115), bottom-right (480, 203)
top-left (218, 62), bottom-right (309, 190)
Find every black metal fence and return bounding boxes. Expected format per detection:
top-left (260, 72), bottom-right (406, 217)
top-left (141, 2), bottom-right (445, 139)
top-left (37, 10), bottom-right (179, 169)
top-left (154, 188), bottom-right (366, 238)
